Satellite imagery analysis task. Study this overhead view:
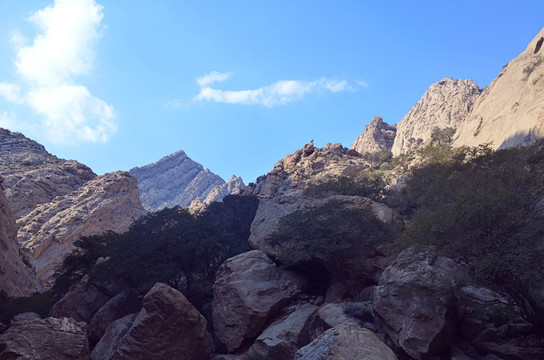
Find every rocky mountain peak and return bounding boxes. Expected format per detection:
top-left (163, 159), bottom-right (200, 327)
top-left (454, 27), bottom-right (544, 149)
top-left (391, 77), bottom-right (481, 155)
top-left (350, 116), bottom-right (396, 155)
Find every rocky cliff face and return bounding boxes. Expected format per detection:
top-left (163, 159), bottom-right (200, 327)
top-left (0, 181), bottom-right (41, 297)
top-left (18, 171), bottom-right (146, 288)
top-left (351, 116), bottom-right (396, 155)
top-left (242, 142), bottom-right (367, 200)
top-left (391, 78), bottom-right (481, 155)
top-left (129, 150), bottom-right (243, 212)
top-left (0, 129), bottom-right (96, 219)
top-left (454, 28), bottom-right (544, 149)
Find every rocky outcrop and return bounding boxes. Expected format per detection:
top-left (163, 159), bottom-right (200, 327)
top-left (242, 142), bottom-right (367, 200)
top-left (248, 195), bottom-right (404, 260)
top-left (130, 150), bottom-right (243, 212)
top-left (0, 180), bottom-right (41, 297)
top-left (49, 282), bottom-right (110, 324)
top-left (248, 302), bottom-right (321, 360)
top-left (108, 283), bottom-right (212, 360)
top-left (0, 128), bottom-right (96, 219)
top-left (18, 171), bottom-right (146, 288)
top-left (351, 116), bottom-right (396, 155)
top-left (454, 27), bottom-right (544, 150)
top-left (391, 78), bottom-right (481, 155)
top-left (0, 317), bottom-right (89, 360)
top-left (88, 290), bottom-right (140, 347)
top-left (91, 314), bottom-right (137, 360)
top-left (294, 324), bottom-right (397, 360)
top-left (212, 250), bottom-right (307, 352)
top-left (373, 249), bottom-right (463, 359)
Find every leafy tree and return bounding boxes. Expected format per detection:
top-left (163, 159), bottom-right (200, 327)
top-left (396, 141), bottom-right (544, 329)
top-left (305, 174), bottom-right (390, 202)
top-left (430, 126), bottom-right (456, 146)
top-left (268, 200), bottom-right (395, 295)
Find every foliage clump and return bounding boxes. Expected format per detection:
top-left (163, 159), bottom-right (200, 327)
top-left (268, 200), bottom-right (395, 294)
top-left (53, 195), bottom-right (259, 309)
top-left (304, 174), bottom-right (389, 202)
top-left (395, 141), bottom-right (544, 329)
top-left (0, 291), bottom-right (57, 325)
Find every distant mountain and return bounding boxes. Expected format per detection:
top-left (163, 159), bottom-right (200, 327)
top-left (129, 150), bottom-right (244, 212)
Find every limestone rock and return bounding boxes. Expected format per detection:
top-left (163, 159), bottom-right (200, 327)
top-left (189, 175), bottom-right (245, 214)
top-left (391, 78), bottom-right (481, 155)
top-left (212, 250), bottom-right (307, 352)
top-left (17, 171), bottom-right (146, 288)
top-left (454, 27), bottom-right (544, 150)
top-left (373, 249), bottom-right (463, 359)
top-left (0, 180), bottom-right (41, 297)
top-left (351, 116), bottom-right (396, 155)
top-left (0, 128), bottom-right (96, 219)
top-left (88, 290), bottom-right (141, 347)
top-left (108, 283), bottom-right (212, 360)
top-left (248, 302), bottom-right (321, 360)
top-left (90, 314), bottom-right (137, 360)
top-left (248, 195), bottom-right (404, 263)
top-left (49, 282), bottom-right (110, 324)
top-left (0, 317), bottom-right (89, 360)
top-left (294, 323), bottom-right (397, 360)
top-left (130, 150), bottom-right (242, 212)
top-left (241, 142), bottom-right (368, 200)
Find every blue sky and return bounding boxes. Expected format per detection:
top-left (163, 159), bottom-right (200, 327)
top-left (0, 0), bottom-right (543, 183)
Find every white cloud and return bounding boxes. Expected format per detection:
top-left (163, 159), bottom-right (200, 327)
top-left (196, 71), bottom-right (232, 87)
top-left (194, 73), bottom-right (360, 107)
top-left (0, 83), bottom-right (23, 103)
top-left (1, 0), bottom-right (116, 144)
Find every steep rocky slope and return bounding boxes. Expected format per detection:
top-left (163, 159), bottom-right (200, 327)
top-left (0, 129), bottom-right (96, 219)
top-left (391, 78), bottom-right (481, 155)
top-left (454, 28), bottom-right (544, 149)
top-left (351, 116), bottom-right (396, 155)
top-left (0, 181), bottom-right (41, 297)
top-left (18, 171), bottom-right (146, 287)
top-left (129, 150), bottom-right (244, 212)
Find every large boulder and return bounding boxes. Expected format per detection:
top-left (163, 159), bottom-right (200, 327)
top-left (90, 314), bottom-right (137, 360)
top-left (248, 302), bottom-right (321, 360)
top-left (88, 290), bottom-right (140, 347)
top-left (294, 323), bottom-right (397, 360)
top-left (108, 283), bottom-right (212, 360)
top-left (373, 249), bottom-right (463, 359)
top-left (212, 250), bottom-right (307, 352)
top-left (49, 282), bottom-right (110, 323)
top-left (0, 317), bottom-right (89, 360)
top-left (249, 195), bottom-right (404, 260)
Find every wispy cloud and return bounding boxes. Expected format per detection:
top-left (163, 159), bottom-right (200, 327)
top-left (192, 71), bottom-right (361, 107)
top-left (0, 0), bottom-right (116, 144)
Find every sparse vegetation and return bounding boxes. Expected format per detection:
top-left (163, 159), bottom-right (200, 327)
top-left (304, 174), bottom-right (389, 202)
top-left (523, 55), bottom-right (543, 80)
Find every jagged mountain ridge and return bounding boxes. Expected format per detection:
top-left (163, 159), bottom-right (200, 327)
top-left (129, 150), bottom-right (244, 212)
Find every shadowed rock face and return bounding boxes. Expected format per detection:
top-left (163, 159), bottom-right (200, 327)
top-left (130, 150), bottom-right (243, 212)
top-left (391, 78), bottom-right (481, 156)
top-left (0, 180), bottom-right (41, 297)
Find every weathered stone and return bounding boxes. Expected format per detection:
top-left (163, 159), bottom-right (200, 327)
top-left (0, 179), bottom-right (41, 297)
top-left (88, 290), bottom-right (140, 347)
top-left (294, 323), bottom-right (397, 360)
top-left (373, 249), bottom-right (463, 359)
top-left (90, 314), bottom-right (136, 360)
top-left (130, 150), bottom-right (243, 212)
top-left (212, 250), bottom-right (307, 352)
top-left (18, 171), bottom-right (146, 288)
top-left (391, 78), bottom-right (481, 155)
top-left (249, 195), bottom-right (404, 260)
top-left (248, 302), bottom-right (321, 360)
top-left (108, 283), bottom-right (211, 360)
top-left (0, 317), bottom-right (89, 360)
top-left (351, 116), bottom-right (397, 155)
top-left (49, 282), bottom-right (110, 323)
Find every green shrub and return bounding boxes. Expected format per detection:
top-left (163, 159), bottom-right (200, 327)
top-left (305, 174), bottom-right (389, 202)
top-left (0, 292), bottom-right (58, 325)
